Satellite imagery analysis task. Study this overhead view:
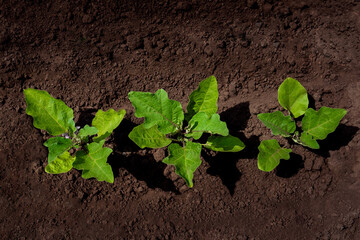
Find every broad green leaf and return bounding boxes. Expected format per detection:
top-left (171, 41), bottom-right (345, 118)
top-left (129, 124), bottom-right (172, 149)
top-left (163, 142), bottom-right (202, 187)
top-left (186, 112), bottom-right (229, 140)
top-left (204, 135), bottom-right (245, 152)
top-left (278, 78), bottom-right (309, 118)
top-left (24, 88), bottom-right (76, 136)
top-left (78, 125), bottom-right (98, 138)
top-left (44, 137), bottom-right (73, 163)
top-left (257, 139), bottom-right (292, 172)
top-left (73, 142), bottom-right (114, 183)
top-left (299, 132), bottom-right (320, 149)
top-left (186, 76), bottom-right (219, 121)
top-left (128, 89), bottom-right (184, 134)
top-left (301, 107), bottom-right (347, 140)
top-left (257, 111), bottom-right (296, 137)
top-left (45, 151), bottom-right (75, 174)
top-left (92, 109), bottom-right (125, 141)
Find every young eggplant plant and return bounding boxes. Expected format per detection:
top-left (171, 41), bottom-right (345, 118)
top-left (128, 76), bottom-right (245, 187)
top-left (24, 88), bottom-right (125, 183)
top-left (257, 78), bottom-right (347, 172)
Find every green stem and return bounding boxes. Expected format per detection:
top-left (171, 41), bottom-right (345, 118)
top-left (169, 138), bottom-right (182, 143)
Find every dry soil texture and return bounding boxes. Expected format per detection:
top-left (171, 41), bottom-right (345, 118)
top-left (1, 0), bottom-right (360, 239)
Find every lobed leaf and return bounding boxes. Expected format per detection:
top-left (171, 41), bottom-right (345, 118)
top-left (257, 111), bottom-right (296, 137)
top-left (44, 137), bottom-right (73, 163)
top-left (301, 106), bottom-right (347, 140)
top-left (92, 109), bottom-right (126, 141)
top-left (186, 112), bottom-right (229, 140)
top-left (204, 135), bottom-right (245, 152)
top-left (24, 88), bottom-right (76, 136)
top-left (128, 89), bottom-right (184, 134)
top-left (186, 76), bottom-right (218, 121)
top-left (257, 139), bottom-right (292, 172)
top-left (163, 142), bottom-right (202, 187)
top-left (73, 141), bottom-right (114, 183)
top-left (45, 151), bottom-right (75, 174)
top-left (299, 132), bottom-right (320, 149)
top-left (78, 125), bottom-right (98, 139)
top-left (278, 78), bottom-right (309, 118)
top-left (129, 124), bottom-right (172, 149)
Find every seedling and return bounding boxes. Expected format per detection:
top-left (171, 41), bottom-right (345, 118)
top-left (24, 88), bottom-right (125, 183)
top-left (257, 78), bottom-right (347, 171)
top-left (128, 76), bottom-right (245, 187)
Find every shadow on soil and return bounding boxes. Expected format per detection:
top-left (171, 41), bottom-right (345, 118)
top-left (77, 108), bottom-right (97, 126)
top-left (203, 102), bottom-right (259, 195)
top-left (308, 93), bottom-right (316, 109)
top-left (110, 119), bottom-right (179, 193)
top-left (108, 152), bottom-right (179, 193)
top-left (276, 153), bottom-right (303, 178)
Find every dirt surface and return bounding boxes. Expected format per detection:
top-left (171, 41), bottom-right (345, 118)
top-left (1, 0), bottom-right (360, 239)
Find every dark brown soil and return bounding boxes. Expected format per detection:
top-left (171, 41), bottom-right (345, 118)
top-left (1, 0), bottom-right (360, 239)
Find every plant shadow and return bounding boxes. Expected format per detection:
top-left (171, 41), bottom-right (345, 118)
top-left (108, 152), bottom-right (179, 193)
top-left (275, 153), bottom-right (303, 178)
top-left (308, 93), bottom-right (316, 109)
top-left (112, 119), bottom-right (140, 152)
top-left (110, 119), bottom-right (179, 193)
top-left (203, 102), bottom-right (258, 195)
top-left (77, 108), bottom-right (97, 126)
top-left (203, 134), bottom-right (259, 195)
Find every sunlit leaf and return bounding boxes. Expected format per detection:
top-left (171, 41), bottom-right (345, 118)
top-left (299, 132), bottom-right (320, 149)
top-left (301, 106), bottom-right (347, 140)
top-left (278, 78), bottom-right (308, 118)
top-left (257, 139), bottom-right (292, 172)
top-left (186, 76), bottom-right (218, 121)
top-left (129, 124), bottom-right (172, 148)
top-left (44, 137), bottom-right (73, 163)
top-left (258, 111), bottom-right (296, 137)
top-left (45, 151), bottom-right (75, 174)
top-left (204, 135), bottom-right (245, 152)
top-left (92, 109), bottom-right (126, 141)
top-left (128, 89), bottom-right (184, 134)
top-left (163, 142), bottom-right (202, 187)
top-left (24, 88), bottom-right (75, 136)
top-left (73, 141), bottom-right (114, 183)
top-left (186, 112), bottom-right (228, 140)
top-left (78, 125), bottom-right (98, 139)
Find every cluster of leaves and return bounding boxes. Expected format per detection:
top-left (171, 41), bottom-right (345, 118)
top-left (24, 88), bottom-right (125, 183)
top-left (24, 76), bottom-right (347, 187)
top-left (257, 78), bottom-right (347, 172)
top-left (128, 76), bottom-right (245, 187)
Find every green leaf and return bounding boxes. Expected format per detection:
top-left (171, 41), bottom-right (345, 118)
top-left (163, 142), bottom-right (202, 187)
top-left (257, 111), bottom-right (296, 137)
top-left (186, 112), bottom-right (229, 140)
top-left (204, 135), bottom-right (245, 152)
top-left (299, 132), bottom-right (320, 149)
top-left (45, 151), bottom-right (75, 174)
top-left (129, 124), bottom-right (172, 149)
top-left (24, 88), bottom-right (76, 136)
top-left (128, 89), bottom-right (184, 134)
top-left (278, 77), bottom-right (309, 118)
top-left (44, 137), bottom-right (73, 163)
top-left (301, 107), bottom-right (347, 140)
top-left (78, 125), bottom-right (98, 138)
top-left (186, 76), bottom-right (219, 121)
top-left (257, 139), bottom-right (292, 172)
top-left (92, 109), bottom-right (126, 141)
top-left (73, 142), bottom-right (114, 183)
